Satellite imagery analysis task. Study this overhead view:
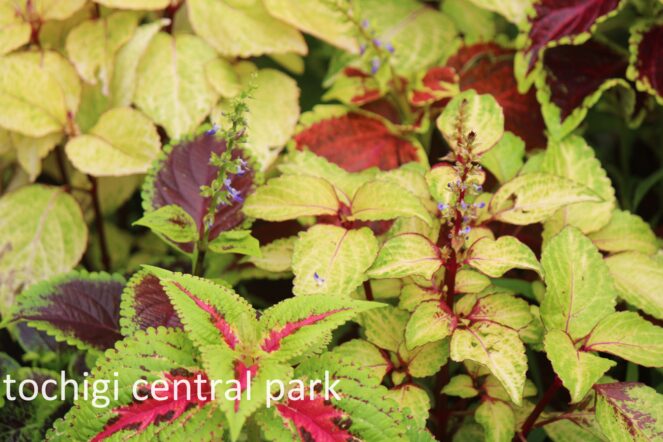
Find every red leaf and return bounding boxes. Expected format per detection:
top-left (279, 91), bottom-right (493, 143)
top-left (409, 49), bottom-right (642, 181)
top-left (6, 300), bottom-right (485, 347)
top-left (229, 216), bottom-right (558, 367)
top-left (410, 67), bottom-right (458, 106)
top-left (594, 382), bottom-right (661, 437)
top-left (446, 43), bottom-right (547, 149)
top-left (633, 24), bottom-right (663, 100)
top-left (92, 371), bottom-right (212, 442)
top-left (276, 395), bottom-right (355, 442)
top-left (542, 41), bottom-right (627, 119)
top-left (294, 114), bottom-right (419, 172)
top-left (525, 0), bottom-right (622, 69)
top-left (233, 360), bottom-right (258, 412)
top-left (129, 273), bottom-right (182, 331)
top-left (145, 131), bottom-right (255, 252)
top-left (342, 67), bottom-right (383, 105)
top-left (169, 281), bottom-right (239, 350)
top-left (260, 309), bottom-right (347, 353)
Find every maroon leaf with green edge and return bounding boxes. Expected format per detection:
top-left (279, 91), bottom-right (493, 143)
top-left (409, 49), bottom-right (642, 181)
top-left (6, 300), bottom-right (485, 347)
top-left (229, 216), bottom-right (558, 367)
top-left (142, 129), bottom-right (255, 253)
top-left (275, 395), bottom-right (354, 442)
top-left (523, 0), bottom-right (623, 69)
top-left (629, 22), bottom-right (663, 104)
top-left (342, 67), bottom-right (383, 105)
top-left (293, 113), bottom-right (420, 171)
top-left (92, 371), bottom-right (213, 442)
top-left (119, 270), bottom-right (182, 337)
top-left (595, 382), bottom-right (663, 440)
top-left (409, 66), bottom-right (458, 106)
top-left (540, 40), bottom-right (627, 120)
top-left (10, 271), bottom-right (125, 351)
top-left (446, 43), bottom-right (547, 149)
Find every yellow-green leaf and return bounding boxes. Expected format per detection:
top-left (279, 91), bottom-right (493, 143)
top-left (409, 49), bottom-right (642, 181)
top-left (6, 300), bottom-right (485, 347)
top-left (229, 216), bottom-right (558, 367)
top-left (589, 210), bottom-right (658, 255)
top-left (467, 235), bottom-right (541, 278)
top-left (350, 180), bottom-right (432, 225)
top-left (0, 3), bottom-right (30, 55)
top-left (476, 399), bottom-right (516, 442)
top-left (94, 0), bottom-right (170, 10)
top-left (605, 252), bottom-right (663, 320)
top-left (368, 233), bottom-right (442, 280)
top-left (405, 301), bottom-right (456, 349)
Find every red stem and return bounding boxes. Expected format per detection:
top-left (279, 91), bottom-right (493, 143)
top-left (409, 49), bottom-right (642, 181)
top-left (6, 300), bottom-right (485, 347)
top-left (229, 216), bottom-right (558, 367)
top-left (520, 376), bottom-right (563, 438)
top-left (363, 280), bottom-right (374, 301)
top-left (88, 176), bottom-right (111, 272)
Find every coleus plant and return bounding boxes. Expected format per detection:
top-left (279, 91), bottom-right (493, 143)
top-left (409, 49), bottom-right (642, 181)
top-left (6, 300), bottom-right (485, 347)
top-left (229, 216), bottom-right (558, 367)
top-left (1, 0), bottom-right (663, 441)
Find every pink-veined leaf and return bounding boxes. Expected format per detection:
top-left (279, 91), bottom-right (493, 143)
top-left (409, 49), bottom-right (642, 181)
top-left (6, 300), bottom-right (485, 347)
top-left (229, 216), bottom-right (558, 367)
top-left (11, 271), bottom-right (125, 351)
top-left (293, 113), bottom-right (420, 171)
top-left (261, 308), bottom-right (346, 353)
top-left (446, 43), bottom-right (547, 149)
top-left (523, 0), bottom-right (623, 69)
top-left (142, 129), bottom-right (255, 253)
top-left (276, 395), bottom-right (354, 442)
top-left (629, 22), bottom-right (663, 104)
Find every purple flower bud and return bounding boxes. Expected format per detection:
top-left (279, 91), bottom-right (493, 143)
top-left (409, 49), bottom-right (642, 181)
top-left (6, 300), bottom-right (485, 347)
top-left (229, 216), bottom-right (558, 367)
top-left (473, 184), bottom-right (483, 192)
top-left (461, 200), bottom-right (468, 210)
top-left (236, 158), bottom-right (248, 175)
top-left (461, 226), bottom-right (471, 235)
top-left (313, 272), bottom-right (325, 286)
top-left (206, 124), bottom-right (219, 135)
top-left (371, 57), bottom-right (380, 74)
top-left (361, 19), bottom-right (369, 28)
top-left (372, 38), bottom-right (381, 47)
top-left (224, 178), bottom-right (243, 203)
top-left (359, 43), bottom-right (366, 55)
top-left (438, 202), bottom-right (448, 211)
top-left (475, 202), bottom-right (486, 209)
top-left (385, 42), bottom-right (395, 53)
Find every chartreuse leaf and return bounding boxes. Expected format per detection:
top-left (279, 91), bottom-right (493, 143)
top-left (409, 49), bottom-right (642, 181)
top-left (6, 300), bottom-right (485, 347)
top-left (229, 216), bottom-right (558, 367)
top-left (456, 270), bottom-right (491, 293)
top-left (350, 179), bottom-right (432, 225)
top-left (457, 293), bottom-right (533, 331)
top-left (386, 384), bottom-right (431, 428)
top-left (186, 0), bottom-right (306, 58)
top-left (541, 135), bottom-right (615, 235)
top-left (208, 230), bottom-right (261, 257)
top-left (66, 107), bottom-right (161, 176)
top-left (65, 11), bottom-right (139, 92)
top-left (0, 3), bottom-right (30, 55)
top-left (368, 233), bottom-right (442, 280)
top-left (110, 19), bottom-right (166, 107)
top-left (263, 0), bottom-right (357, 51)
top-left (589, 210), bottom-right (658, 255)
top-left (426, 163), bottom-right (461, 205)
top-left (134, 204), bottom-right (199, 243)
top-left (245, 237), bottom-right (296, 273)
top-left (94, 0), bottom-right (170, 9)
top-left (405, 301), bottom-right (456, 349)
top-left (135, 32), bottom-right (218, 138)
top-left (605, 252), bottom-right (663, 320)
top-left (0, 128), bottom-right (62, 181)
top-left (10, 271), bottom-right (125, 351)
top-left (205, 58), bottom-right (241, 98)
top-left (333, 339), bottom-right (391, 384)
top-left (214, 68), bottom-right (300, 171)
top-left (544, 417), bottom-right (606, 442)
top-left (540, 227), bottom-right (617, 339)
top-left (467, 235), bottom-right (541, 278)
top-left (466, 0), bottom-right (529, 24)
top-left (442, 374), bottom-right (479, 398)
top-left (404, 339), bottom-right (450, 378)
top-left (258, 295), bottom-right (377, 362)
top-left (0, 185), bottom-right (87, 315)
top-left (359, 305), bottom-right (409, 353)
top-left (479, 132), bottom-right (526, 184)
top-left (585, 311), bottom-right (663, 367)
top-left (595, 382), bottom-right (663, 441)
top-left (244, 175), bottom-right (339, 221)
top-left (544, 329), bottom-right (616, 403)
top-left (437, 90), bottom-right (504, 157)
top-left (292, 225), bottom-right (378, 297)
top-left (0, 52), bottom-right (71, 137)
top-left (450, 322), bottom-right (527, 405)
top-left (48, 327), bottom-right (226, 442)
top-left (475, 399), bottom-right (516, 442)
top-left (490, 173), bottom-right (602, 225)
top-left (484, 374), bottom-right (537, 402)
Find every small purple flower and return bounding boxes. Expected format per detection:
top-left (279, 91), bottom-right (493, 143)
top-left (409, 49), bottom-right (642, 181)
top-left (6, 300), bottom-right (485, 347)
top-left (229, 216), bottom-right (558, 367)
top-left (385, 42), bottom-right (395, 53)
top-left (461, 226), bottom-right (471, 235)
top-left (371, 57), bottom-right (380, 74)
top-left (224, 178), bottom-right (243, 203)
top-left (361, 19), bottom-right (369, 28)
top-left (372, 38), bottom-right (381, 47)
top-left (475, 202), bottom-right (486, 209)
top-left (236, 158), bottom-right (248, 175)
top-left (438, 202), bottom-right (448, 211)
top-left (460, 200), bottom-right (468, 210)
top-left (359, 43), bottom-right (367, 55)
top-left (313, 272), bottom-right (325, 286)
top-left (206, 124), bottom-right (219, 135)
top-left (473, 184), bottom-right (483, 192)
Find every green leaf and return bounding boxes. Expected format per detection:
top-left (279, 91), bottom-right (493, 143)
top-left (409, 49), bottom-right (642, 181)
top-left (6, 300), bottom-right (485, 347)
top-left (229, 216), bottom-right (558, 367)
top-left (359, 305), bottom-right (408, 352)
top-left (186, 0), bottom-right (306, 57)
top-left (134, 32), bottom-right (218, 138)
top-left (333, 339), bottom-right (391, 384)
top-left (292, 225), bottom-right (378, 297)
top-left (589, 210), bottom-right (658, 255)
top-left (385, 384), bottom-right (431, 428)
top-left (244, 237), bottom-right (296, 273)
top-left (94, 0), bottom-right (170, 9)
top-left (208, 230), bottom-right (261, 257)
top-left (585, 311), bottom-right (663, 367)
top-left (205, 58), bottom-right (241, 98)
top-left (0, 4), bottom-right (30, 55)
top-left (475, 399), bottom-right (516, 442)
top-left (540, 226), bottom-right (617, 339)
top-left (465, 0), bottom-right (529, 24)
top-left (595, 382), bottom-right (663, 441)
top-left (350, 180), bottom-right (432, 225)
top-left (0, 185), bottom-right (87, 315)
top-left (479, 132), bottom-right (526, 184)
top-left (405, 301), bottom-right (456, 349)
top-left (65, 107), bottom-right (161, 176)
top-left (541, 135), bottom-right (615, 235)
top-left (456, 293), bottom-right (533, 331)
top-left (368, 233), bottom-right (442, 280)
top-left (213, 69), bottom-right (300, 170)
top-left (544, 417), bottom-right (606, 442)
top-left (426, 163), bottom-right (461, 205)
top-left (456, 270), bottom-right (491, 294)
top-left (110, 19), bottom-right (166, 107)
top-left (450, 322), bottom-right (527, 405)
top-left (405, 338), bottom-right (450, 378)
top-left (244, 175), bottom-right (340, 221)
top-left (490, 173), bottom-right (602, 225)
top-left (0, 128), bottom-right (62, 181)
top-left (441, 0), bottom-right (496, 44)
top-left (65, 11), bottom-right (139, 92)
top-left (437, 90), bottom-right (504, 157)
top-left (133, 204), bottom-right (198, 243)
top-left (544, 329), bottom-right (616, 403)
top-left (442, 374), bottom-right (479, 398)
top-left (467, 235), bottom-right (541, 278)
top-left (605, 252), bottom-right (663, 320)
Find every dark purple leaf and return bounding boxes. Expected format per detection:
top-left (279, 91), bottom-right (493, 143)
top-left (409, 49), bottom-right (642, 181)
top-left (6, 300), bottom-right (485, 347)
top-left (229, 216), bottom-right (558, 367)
top-left (631, 23), bottom-right (663, 103)
top-left (121, 270), bottom-right (182, 335)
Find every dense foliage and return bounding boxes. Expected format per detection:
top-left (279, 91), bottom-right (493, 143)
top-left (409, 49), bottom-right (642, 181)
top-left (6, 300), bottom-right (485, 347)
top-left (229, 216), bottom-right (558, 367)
top-left (1, 0), bottom-right (663, 441)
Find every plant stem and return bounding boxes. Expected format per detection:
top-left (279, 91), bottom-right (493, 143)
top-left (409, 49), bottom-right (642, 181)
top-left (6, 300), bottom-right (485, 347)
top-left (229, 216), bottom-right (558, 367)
top-left (88, 175), bottom-right (111, 271)
top-left (363, 280), bottom-right (374, 301)
top-left (520, 375), bottom-right (562, 438)
top-left (55, 145), bottom-right (70, 189)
